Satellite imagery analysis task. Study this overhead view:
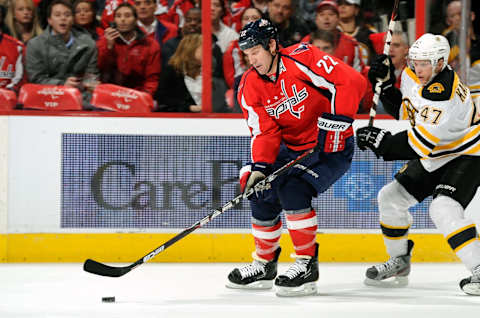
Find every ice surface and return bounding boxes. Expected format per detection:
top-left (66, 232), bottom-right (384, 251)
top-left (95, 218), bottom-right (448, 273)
top-left (0, 263), bottom-right (479, 318)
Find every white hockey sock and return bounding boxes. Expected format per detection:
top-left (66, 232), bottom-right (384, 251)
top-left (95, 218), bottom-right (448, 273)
top-left (430, 196), bottom-right (480, 271)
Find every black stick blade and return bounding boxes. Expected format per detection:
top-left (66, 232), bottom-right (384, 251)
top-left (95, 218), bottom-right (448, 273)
top-left (83, 259), bottom-right (133, 277)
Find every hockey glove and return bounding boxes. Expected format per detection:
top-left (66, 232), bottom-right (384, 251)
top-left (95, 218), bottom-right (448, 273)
top-left (240, 163), bottom-right (271, 198)
top-left (356, 126), bottom-right (391, 158)
top-left (317, 113), bottom-right (354, 153)
top-left (368, 54), bottom-right (396, 91)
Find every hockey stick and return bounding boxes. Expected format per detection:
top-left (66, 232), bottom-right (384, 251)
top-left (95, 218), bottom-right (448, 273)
top-left (368, 0), bottom-right (400, 126)
top-left (83, 146), bottom-right (318, 277)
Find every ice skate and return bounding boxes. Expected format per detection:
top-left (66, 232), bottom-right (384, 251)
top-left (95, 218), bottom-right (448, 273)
top-left (459, 265), bottom-right (480, 296)
top-left (226, 248), bottom-right (281, 290)
top-left (275, 243), bottom-right (319, 297)
top-left (364, 240), bottom-right (414, 288)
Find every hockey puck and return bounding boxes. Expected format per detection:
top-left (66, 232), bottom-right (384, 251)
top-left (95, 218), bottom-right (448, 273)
top-left (102, 297), bottom-right (115, 303)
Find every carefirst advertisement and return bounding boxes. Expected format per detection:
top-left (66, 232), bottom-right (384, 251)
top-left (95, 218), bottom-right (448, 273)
top-left (61, 134), bottom-right (433, 231)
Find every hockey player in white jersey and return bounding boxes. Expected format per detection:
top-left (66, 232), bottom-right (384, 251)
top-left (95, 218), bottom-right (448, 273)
top-left (356, 33), bottom-right (480, 295)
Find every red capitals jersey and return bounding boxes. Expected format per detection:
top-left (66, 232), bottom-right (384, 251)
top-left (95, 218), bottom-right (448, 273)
top-left (0, 33), bottom-right (25, 91)
top-left (237, 43), bottom-right (367, 164)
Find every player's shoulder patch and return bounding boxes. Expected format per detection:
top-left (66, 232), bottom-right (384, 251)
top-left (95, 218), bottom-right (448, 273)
top-left (421, 68), bottom-right (455, 101)
top-left (287, 42), bottom-right (311, 56)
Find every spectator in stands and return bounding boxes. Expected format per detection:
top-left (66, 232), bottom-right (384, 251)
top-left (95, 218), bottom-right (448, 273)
top-left (223, 7), bottom-right (261, 89)
top-left (267, 0), bottom-right (310, 47)
top-left (5, 0), bottom-right (43, 43)
top-left (156, 34), bottom-right (230, 113)
top-left (211, 0), bottom-right (238, 52)
top-left (228, 0), bottom-right (268, 32)
top-left (388, 31), bottom-right (408, 88)
top-left (441, 0), bottom-right (479, 108)
top-left (442, 0), bottom-right (476, 71)
top-left (162, 7), bottom-right (201, 64)
top-left (298, 0), bottom-right (322, 31)
top-left (97, 2), bottom-right (161, 96)
top-left (372, 30), bottom-right (409, 115)
top-left (162, 7), bottom-right (224, 77)
top-left (134, 0), bottom-right (178, 49)
top-left (337, 0), bottom-right (376, 65)
top-left (309, 28), bottom-right (335, 54)
top-left (162, 0), bottom-right (198, 28)
top-left (0, 11), bottom-right (25, 92)
top-left (26, 0), bottom-right (98, 107)
top-left (304, 0), bottom-right (363, 72)
top-left (73, 0), bottom-right (103, 40)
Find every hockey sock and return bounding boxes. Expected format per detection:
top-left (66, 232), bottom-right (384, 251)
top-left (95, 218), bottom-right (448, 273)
top-left (381, 222), bottom-right (410, 257)
top-left (252, 219), bottom-right (282, 261)
top-left (378, 180), bottom-right (416, 257)
top-left (430, 196), bottom-right (480, 270)
top-left (285, 209), bottom-right (318, 256)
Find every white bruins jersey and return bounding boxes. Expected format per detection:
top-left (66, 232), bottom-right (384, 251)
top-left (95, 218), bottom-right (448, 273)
top-left (398, 66), bottom-right (480, 172)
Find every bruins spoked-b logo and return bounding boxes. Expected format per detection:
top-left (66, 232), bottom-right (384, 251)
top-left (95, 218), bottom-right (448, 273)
top-left (402, 98), bottom-right (418, 127)
top-left (427, 82), bottom-right (445, 94)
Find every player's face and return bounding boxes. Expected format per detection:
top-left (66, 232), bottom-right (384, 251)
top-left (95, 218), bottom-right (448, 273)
top-left (114, 6), bottom-right (137, 33)
top-left (268, 0), bottom-right (292, 25)
top-left (312, 39), bottom-right (334, 54)
top-left (48, 4), bottom-right (73, 36)
top-left (388, 34), bottom-right (408, 69)
top-left (315, 8), bottom-right (339, 31)
top-left (411, 60), bottom-right (433, 85)
top-left (243, 44), bottom-right (274, 75)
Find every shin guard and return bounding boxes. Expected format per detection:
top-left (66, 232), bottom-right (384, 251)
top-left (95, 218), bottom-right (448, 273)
top-left (285, 209), bottom-right (318, 256)
top-left (252, 218), bottom-right (282, 261)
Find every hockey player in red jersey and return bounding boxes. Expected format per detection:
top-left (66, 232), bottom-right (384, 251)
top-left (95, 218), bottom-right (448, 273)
top-left (225, 18), bottom-right (366, 296)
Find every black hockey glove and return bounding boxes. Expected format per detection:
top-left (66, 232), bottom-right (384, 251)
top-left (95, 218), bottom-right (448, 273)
top-left (368, 54), bottom-right (396, 91)
top-left (239, 162), bottom-right (272, 199)
top-left (317, 113), bottom-right (354, 152)
top-left (356, 126), bottom-right (391, 158)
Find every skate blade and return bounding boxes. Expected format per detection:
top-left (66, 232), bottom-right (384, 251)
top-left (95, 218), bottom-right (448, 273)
top-left (364, 276), bottom-right (408, 288)
top-left (461, 282), bottom-right (480, 296)
top-left (225, 280), bottom-right (273, 290)
top-left (275, 282), bottom-right (317, 297)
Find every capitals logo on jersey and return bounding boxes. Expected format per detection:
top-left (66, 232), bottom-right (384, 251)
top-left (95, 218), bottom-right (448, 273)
top-left (265, 79), bottom-right (307, 119)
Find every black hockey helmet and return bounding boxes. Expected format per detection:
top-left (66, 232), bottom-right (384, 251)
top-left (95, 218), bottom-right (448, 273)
top-left (238, 18), bottom-right (278, 51)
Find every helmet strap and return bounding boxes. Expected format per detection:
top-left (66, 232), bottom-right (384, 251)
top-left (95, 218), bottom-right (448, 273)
top-left (267, 51), bottom-right (277, 74)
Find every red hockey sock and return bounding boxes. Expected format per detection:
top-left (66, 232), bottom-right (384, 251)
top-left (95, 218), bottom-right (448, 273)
top-left (251, 221), bottom-right (282, 261)
top-left (285, 209), bottom-right (318, 256)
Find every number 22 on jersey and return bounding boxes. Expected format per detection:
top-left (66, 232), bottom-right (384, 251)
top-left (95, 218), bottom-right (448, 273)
top-left (317, 55), bottom-right (338, 74)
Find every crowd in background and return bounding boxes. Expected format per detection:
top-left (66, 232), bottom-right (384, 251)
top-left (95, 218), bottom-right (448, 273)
top-left (0, 0), bottom-right (479, 113)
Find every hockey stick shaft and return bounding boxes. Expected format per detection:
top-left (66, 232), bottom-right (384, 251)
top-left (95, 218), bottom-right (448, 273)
top-left (368, 0), bottom-right (400, 126)
top-left (83, 146), bottom-right (317, 277)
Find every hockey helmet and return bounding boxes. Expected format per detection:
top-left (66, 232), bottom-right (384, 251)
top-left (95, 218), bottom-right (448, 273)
top-left (408, 33), bottom-right (450, 76)
top-left (238, 18), bottom-right (278, 51)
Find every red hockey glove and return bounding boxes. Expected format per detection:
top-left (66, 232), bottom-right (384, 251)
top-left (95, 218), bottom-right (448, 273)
top-left (317, 113), bottom-right (354, 152)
